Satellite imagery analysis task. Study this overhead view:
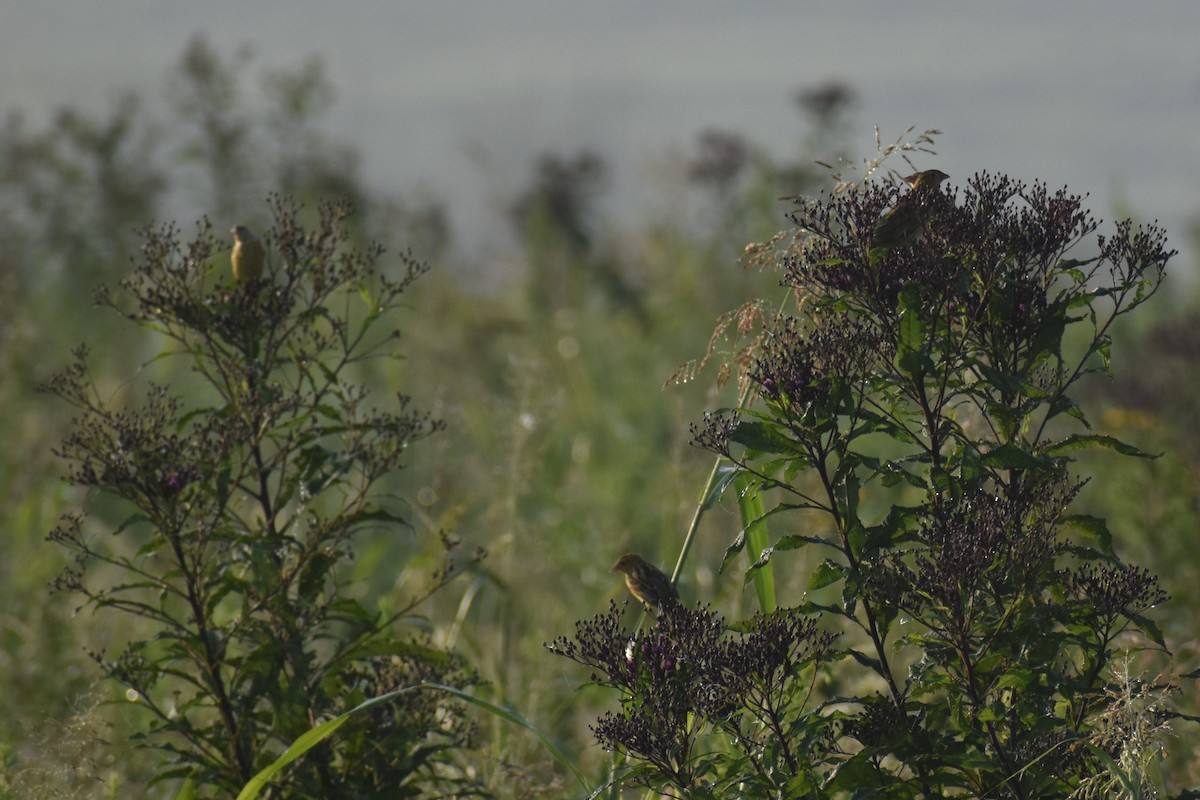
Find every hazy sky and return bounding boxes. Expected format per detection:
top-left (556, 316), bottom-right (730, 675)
top-left (6, 1), bottom-right (1199, 269)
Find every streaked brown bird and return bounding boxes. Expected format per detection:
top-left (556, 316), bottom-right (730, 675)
top-left (872, 169), bottom-right (950, 251)
top-left (230, 224), bottom-right (266, 284)
top-left (900, 169), bottom-right (950, 192)
top-left (612, 553), bottom-right (679, 611)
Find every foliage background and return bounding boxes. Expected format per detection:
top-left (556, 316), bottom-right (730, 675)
top-left (2, 38), bottom-right (1199, 796)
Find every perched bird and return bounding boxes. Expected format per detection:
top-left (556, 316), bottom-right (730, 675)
top-left (900, 168), bottom-right (950, 192)
top-left (230, 224), bottom-right (266, 284)
top-left (871, 169), bottom-right (950, 251)
top-left (612, 553), bottom-right (679, 611)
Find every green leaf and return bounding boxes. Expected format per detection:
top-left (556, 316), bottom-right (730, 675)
top-left (1055, 256), bottom-right (1096, 276)
top-left (980, 442), bottom-right (1045, 470)
top-left (235, 683), bottom-right (589, 800)
top-left (216, 464), bottom-right (232, 504)
top-left (235, 696), bottom-right (374, 800)
top-left (823, 752), bottom-right (879, 791)
top-left (894, 289), bottom-right (933, 380)
top-left (703, 462), bottom-right (742, 512)
top-left (734, 472), bottom-right (775, 613)
top-left (720, 531), bottom-right (746, 573)
top-left (425, 683), bottom-right (589, 791)
top-left (807, 559), bottom-right (845, 591)
top-left (771, 532), bottom-right (837, 552)
top-left (995, 669), bottom-right (1037, 690)
top-left (794, 598), bottom-right (852, 619)
top-left (897, 303), bottom-right (926, 353)
top-left (846, 647), bottom-right (883, 673)
top-left (1045, 433), bottom-right (1159, 460)
top-left (1062, 514), bottom-right (1114, 556)
top-left (1079, 741), bottom-right (1139, 796)
top-left (344, 506), bottom-right (413, 530)
top-left (358, 282), bottom-right (381, 316)
top-left (896, 347), bottom-right (932, 383)
top-left (728, 420), bottom-right (803, 456)
top-left (1129, 612), bottom-right (1167, 649)
top-left (977, 702), bottom-right (1005, 722)
top-left (1045, 393), bottom-right (1089, 427)
top-left (1025, 301), bottom-right (1067, 364)
top-left (169, 774), bottom-right (197, 800)
top-left (841, 472), bottom-right (860, 528)
top-left (970, 360), bottom-right (1023, 398)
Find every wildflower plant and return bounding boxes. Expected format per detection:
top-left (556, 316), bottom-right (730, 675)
top-left (553, 167), bottom-right (1185, 797)
top-left (42, 199), bottom-right (484, 798)
top-left (547, 602), bottom-right (837, 796)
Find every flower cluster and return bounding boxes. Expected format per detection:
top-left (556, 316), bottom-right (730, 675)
top-left (863, 480), bottom-right (1076, 633)
top-left (1068, 563), bottom-right (1168, 626)
top-left (547, 602), bottom-right (838, 791)
top-left (784, 174), bottom-right (1169, 355)
top-left (749, 315), bottom-right (886, 412)
top-left (692, 312), bottom-right (888, 463)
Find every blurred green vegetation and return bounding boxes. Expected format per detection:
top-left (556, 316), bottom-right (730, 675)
top-left (2, 36), bottom-right (1198, 796)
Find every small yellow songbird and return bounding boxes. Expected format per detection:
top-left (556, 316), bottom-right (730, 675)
top-left (900, 169), bottom-right (950, 192)
top-left (230, 225), bottom-right (266, 284)
top-left (612, 553), bottom-right (679, 611)
top-left (872, 169), bottom-right (950, 250)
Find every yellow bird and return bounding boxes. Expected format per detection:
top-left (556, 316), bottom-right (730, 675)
top-left (230, 225), bottom-right (266, 284)
top-left (872, 169), bottom-right (950, 251)
top-left (900, 169), bottom-right (950, 192)
top-left (612, 553), bottom-right (679, 612)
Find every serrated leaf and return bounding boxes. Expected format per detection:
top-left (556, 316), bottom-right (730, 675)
top-left (971, 360), bottom-right (1023, 397)
top-left (719, 532), bottom-right (746, 574)
top-left (896, 348), bottom-right (932, 382)
top-left (823, 752), bottom-right (878, 791)
top-left (808, 559), bottom-right (845, 591)
top-left (1062, 514), bottom-right (1114, 556)
top-left (743, 546), bottom-right (775, 581)
top-left (846, 648), bottom-right (882, 672)
top-left (1129, 612), bottom-right (1167, 649)
top-left (794, 599), bottom-right (851, 618)
top-left (996, 671), bottom-right (1039, 695)
top-left (728, 420), bottom-right (803, 456)
top-left (1045, 433), bottom-right (1159, 459)
top-left (980, 443), bottom-right (1045, 470)
top-left (772, 532), bottom-right (837, 552)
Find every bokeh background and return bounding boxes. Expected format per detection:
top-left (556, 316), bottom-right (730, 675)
top-left (7, 2), bottom-right (1199, 264)
top-left (3, 2), bottom-right (1199, 795)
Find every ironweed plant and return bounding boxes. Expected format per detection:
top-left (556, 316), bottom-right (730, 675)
top-left (42, 198), bottom-right (484, 798)
top-left (552, 171), bottom-right (1185, 797)
top-left (547, 601), bottom-right (838, 796)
